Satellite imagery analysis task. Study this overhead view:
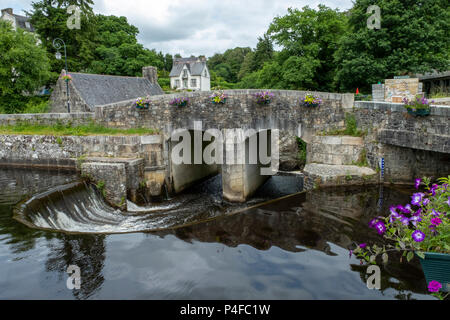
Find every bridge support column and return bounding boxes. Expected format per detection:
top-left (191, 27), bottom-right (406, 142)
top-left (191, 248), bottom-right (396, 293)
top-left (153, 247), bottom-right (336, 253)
top-left (221, 130), bottom-right (275, 202)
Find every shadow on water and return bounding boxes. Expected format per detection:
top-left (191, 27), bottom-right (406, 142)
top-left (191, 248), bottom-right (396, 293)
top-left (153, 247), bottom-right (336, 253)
top-left (0, 168), bottom-right (436, 299)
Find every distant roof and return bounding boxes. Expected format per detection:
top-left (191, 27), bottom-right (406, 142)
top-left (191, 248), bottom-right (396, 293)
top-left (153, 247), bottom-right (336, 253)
top-left (13, 13), bottom-right (34, 32)
top-left (70, 73), bottom-right (164, 107)
top-left (169, 57), bottom-right (208, 77)
top-left (416, 71), bottom-right (450, 81)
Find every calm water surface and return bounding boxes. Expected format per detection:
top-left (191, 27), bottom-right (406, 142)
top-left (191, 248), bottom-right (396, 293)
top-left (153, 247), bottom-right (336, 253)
top-left (0, 168), bottom-right (434, 299)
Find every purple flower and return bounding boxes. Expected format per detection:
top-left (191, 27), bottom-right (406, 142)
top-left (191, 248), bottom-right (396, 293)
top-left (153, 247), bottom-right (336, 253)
top-left (447, 197), bottom-right (450, 207)
top-left (359, 243), bottom-right (367, 248)
top-left (414, 179), bottom-right (421, 189)
top-left (369, 218), bottom-right (378, 228)
top-left (431, 209), bottom-right (441, 217)
top-left (375, 221), bottom-right (386, 235)
top-left (422, 198), bottom-right (430, 206)
top-left (400, 215), bottom-right (410, 226)
top-left (412, 230), bottom-right (425, 242)
top-left (428, 281), bottom-right (442, 293)
top-left (349, 250), bottom-right (353, 258)
top-left (430, 185), bottom-right (438, 196)
top-left (409, 215), bottom-right (422, 227)
top-left (411, 193), bottom-right (423, 206)
top-left (431, 217), bottom-right (442, 226)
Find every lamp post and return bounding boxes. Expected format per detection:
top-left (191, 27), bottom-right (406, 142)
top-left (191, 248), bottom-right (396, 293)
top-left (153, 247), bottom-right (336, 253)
top-left (53, 38), bottom-right (71, 113)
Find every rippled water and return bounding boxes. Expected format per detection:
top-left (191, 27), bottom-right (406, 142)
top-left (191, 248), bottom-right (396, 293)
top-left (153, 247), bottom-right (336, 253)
top-left (0, 168), bottom-right (434, 299)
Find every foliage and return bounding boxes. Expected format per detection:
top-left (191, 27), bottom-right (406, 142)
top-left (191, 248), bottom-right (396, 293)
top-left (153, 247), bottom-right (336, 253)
top-left (334, 0), bottom-right (450, 92)
top-left (0, 21), bottom-right (52, 113)
top-left (296, 137), bottom-right (307, 168)
top-left (320, 113), bottom-right (366, 137)
top-left (301, 94), bottom-right (323, 107)
top-left (210, 91), bottom-right (227, 104)
top-left (21, 96), bottom-right (50, 114)
top-left (208, 47), bottom-right (252, 83)
top-left (0, 121), bottom-right (157, 136)
top-left (403, 96), bottom-right (433, 110)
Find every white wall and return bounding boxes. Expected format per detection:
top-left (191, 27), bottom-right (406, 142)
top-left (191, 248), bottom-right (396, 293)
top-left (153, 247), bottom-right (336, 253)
top-left (170, 64), bottom-right (211, 91)
top-left (1, 13), bottom-right (17, 30)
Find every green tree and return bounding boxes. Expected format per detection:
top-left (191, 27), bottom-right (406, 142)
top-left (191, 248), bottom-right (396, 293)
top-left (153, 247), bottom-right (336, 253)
top-left (88, 15), bottom-right (164, 76)
top-left (335, 0), bottom-right (450, 92)
top-left (208, 47), bottom-right (252, 83)
top-left (267, 5), bottom-right (348, 91)
top-left (0, 21), bottom-right (52, 113)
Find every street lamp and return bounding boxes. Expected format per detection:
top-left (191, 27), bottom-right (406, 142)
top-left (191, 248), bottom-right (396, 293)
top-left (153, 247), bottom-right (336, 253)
top-left (53, 38), bottom-right (70, 113)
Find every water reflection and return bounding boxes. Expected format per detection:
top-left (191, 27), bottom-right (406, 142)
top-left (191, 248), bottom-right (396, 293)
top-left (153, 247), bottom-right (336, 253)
top-left (0, 168), bottom-right (435, 299)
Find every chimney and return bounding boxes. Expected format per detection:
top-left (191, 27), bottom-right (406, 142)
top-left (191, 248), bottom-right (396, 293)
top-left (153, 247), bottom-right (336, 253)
top-left (142, 66), bottom-right (158, 84)
top-left (1, 8), bottom-right (13, 16)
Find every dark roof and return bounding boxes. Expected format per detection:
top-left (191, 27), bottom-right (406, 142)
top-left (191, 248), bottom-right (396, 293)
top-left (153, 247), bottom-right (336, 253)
top-left (13, 13), bottom-right (34, 32)
top-left (70, 73), bottom-right (164, 107)
top-left (169, 57), bottom-right (208, 77)
top-left (416, 71), bottom-right (450, 81)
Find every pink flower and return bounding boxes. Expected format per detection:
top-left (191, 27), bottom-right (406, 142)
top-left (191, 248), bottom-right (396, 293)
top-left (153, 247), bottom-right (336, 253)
top-left (428, 281), bottom-right (442, 293)
top-left (431, 217), bottom-right (443, 226)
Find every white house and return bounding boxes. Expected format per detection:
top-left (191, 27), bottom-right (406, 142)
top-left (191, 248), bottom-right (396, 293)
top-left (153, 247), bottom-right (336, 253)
top-left (1, 8), bottom-right (34, 32)
top-left (169, 57), bottom-right (210, 91)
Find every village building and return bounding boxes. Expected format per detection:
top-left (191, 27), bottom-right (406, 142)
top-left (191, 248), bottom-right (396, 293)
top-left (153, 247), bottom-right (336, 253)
top-left (169, 57), bottom-right (210, 91)
top-left (49, 66), bottom-right (164, 113)
top-left (1, 8), bottom-right (34, 32)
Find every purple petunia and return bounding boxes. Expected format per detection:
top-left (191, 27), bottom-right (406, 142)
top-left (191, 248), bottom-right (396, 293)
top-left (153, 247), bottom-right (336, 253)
top-left (400, 215), bottom-right (410, 226)
top-left (447, 197), bottom-right (450, 207)
top-left (409, 215), bottom-right (422, 227)
top-left (431, 209), bottom-right (441, 217)
top-left (411, 193), bottom-right (424, 206)
top-left (359, 243), bottom-right (367, 248)
top-left (375, 221), bottom-right (386, 235)
top-left (412, 230), bottom-right (425, 242)
top-left (422, 198), bottom-right (430, 206)
top-left (428, 281), bottom-right (442, 293)
top-left (414, 179), bottom-right (421, 189)
top-left (369, 218), bottom-right (378, 228)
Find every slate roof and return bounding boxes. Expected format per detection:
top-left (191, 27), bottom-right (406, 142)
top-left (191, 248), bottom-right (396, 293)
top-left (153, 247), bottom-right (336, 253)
top-left (13, 13), bottom-right (34, 32)
top-left (70, 73), bottom-right (164, 107)
top-left (416, 71), bottom-right (450, 81)
top-left (169, 57), bottom-right (208, 77)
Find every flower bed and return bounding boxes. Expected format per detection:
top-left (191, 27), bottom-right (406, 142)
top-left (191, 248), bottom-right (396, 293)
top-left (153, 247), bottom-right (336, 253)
top-left (301, 94), bottom-right (322, 108)
top-left (351, 176), bottom-right (450, 299)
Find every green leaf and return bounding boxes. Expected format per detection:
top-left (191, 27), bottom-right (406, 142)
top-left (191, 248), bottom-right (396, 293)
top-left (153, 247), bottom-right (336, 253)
top-left (416, 251), bottom-right (425, 259)
top-left (407, 251), bottom-right (414, 262)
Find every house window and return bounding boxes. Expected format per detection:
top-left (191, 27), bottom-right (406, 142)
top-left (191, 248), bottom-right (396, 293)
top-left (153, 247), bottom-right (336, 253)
top-left (183, 70), bottom-right (188, 78)
top-left (204, 70), bottom-right (207, 77)
top-left (175, 80), bottom-right (180, 88)
top-left (191, 79), bottom-right (197, 87)
top-left (183, 79), bottom-right (188, 88)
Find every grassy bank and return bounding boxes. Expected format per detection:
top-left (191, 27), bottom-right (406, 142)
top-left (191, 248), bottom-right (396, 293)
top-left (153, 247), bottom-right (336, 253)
top-left (0, 122), bottom-right (158, 136)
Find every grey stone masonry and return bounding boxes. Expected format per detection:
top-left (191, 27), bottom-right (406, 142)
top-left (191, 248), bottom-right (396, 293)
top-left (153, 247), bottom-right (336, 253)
top-left (81, 162), bottom-right (127, 210)
top-left (95, 89), bottom-right (354, 142)
top-left (0, 113), bottom-right (94, 127)
top-left (303, 164), bottom-right (378, 190)
top-left (307, 135), bottom-right (365, 165)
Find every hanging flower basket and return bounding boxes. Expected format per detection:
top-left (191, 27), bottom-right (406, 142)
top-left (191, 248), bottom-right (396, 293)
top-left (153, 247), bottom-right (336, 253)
top-left (170, 97), bottom-right (189, 107)
top-left (134, 97), bottom-right (150, 110)
top-left (254, 91), bottom-right (274, 105)
top-left (210, 91), bottom-right (228, 105)
top-left (61, 74), bottom-right (72, 82)
top-left (407, 108), bottom-right (431, 117)
top-left (404, 96), bottom-right (433, 117)
top-left (418, 252), bottom-right (450, 292)
top-left (301, 94), bottom-right (322, 108)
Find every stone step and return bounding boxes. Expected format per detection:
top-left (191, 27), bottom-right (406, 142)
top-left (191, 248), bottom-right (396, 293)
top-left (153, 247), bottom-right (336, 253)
top-left (303, 163), bottom-right (378, 190)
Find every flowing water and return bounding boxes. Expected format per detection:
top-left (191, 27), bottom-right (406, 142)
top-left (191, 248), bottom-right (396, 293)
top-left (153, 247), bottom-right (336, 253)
top-left (0, 167), bottom-right (434, 299)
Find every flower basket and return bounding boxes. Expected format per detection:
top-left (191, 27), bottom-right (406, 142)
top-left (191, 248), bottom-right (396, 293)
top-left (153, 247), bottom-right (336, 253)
top-left (407, 108), bottom-right (430, 117)
top-left (254, 91), bottom-right (274, 105)
top-left (212, 98), bottom-right (227, 105)
top-left (134, 96), bottom-right (151, 110)
top-left (210, 91), bottom-right (228, 105)
top-left (301, 94), bottom-right (322, 108)
top-left (136, 103), bottom-right (149, 110)
top-left (169, 97), bottom-right (189, 107)
top-left (418, 252), bottom-right (450, 292)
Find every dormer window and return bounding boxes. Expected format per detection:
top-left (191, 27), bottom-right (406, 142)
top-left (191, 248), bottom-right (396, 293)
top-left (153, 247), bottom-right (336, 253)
top-left (183, 70), bottom-right (188, 78)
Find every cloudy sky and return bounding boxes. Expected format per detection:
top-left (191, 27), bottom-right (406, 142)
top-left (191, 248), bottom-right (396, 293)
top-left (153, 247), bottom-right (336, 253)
top-left (3, 0), bottom-right (353, 56)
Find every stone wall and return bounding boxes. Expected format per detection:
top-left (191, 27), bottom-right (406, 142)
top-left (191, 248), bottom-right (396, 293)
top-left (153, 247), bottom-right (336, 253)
top-left (49, 79), bottom-right (92, 113)
top-left (94, 89), bottom-right (354, 141)
top-left (354, 101), bottom-right (450, 182)
top-left (0, 112), bottom-right (94, 127)
top-left (307, 136), bottom-right (364, 165)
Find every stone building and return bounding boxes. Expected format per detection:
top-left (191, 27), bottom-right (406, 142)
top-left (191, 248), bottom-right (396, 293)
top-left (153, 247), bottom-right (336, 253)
top-left (1, 8), bottom-right (34, 32)
top-left (416, 71), bottom-right (450, 96)
top-left (49, 66), bottom-right (164, 113)
top-left (169, 57), bottom-right (210, 91)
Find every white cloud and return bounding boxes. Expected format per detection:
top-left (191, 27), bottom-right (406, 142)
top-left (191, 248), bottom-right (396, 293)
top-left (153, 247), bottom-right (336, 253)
top-left (2, 0), bottom-right (354, 56)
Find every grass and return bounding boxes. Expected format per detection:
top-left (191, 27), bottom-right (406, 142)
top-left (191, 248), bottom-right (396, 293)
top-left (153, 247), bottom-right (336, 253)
top-left (0, 121), bottom-right (158, 136)
top-left (352, 148), bottom-right (369, 167)
top-left (320, 113), bottom-right (366, 137)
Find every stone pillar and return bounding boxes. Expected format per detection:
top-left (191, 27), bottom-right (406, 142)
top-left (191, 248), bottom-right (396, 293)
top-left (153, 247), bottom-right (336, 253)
top-left (142, 66), bottom-right (158, 84)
